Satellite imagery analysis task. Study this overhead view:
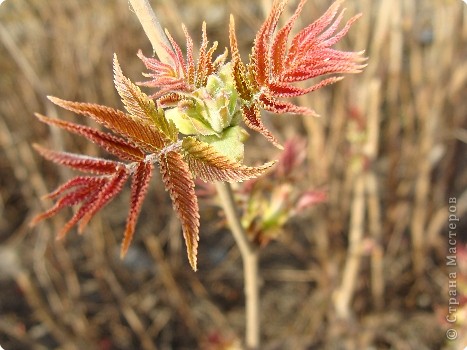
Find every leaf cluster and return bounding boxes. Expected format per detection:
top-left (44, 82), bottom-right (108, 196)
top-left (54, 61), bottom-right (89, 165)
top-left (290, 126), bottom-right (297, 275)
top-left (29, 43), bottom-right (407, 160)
top-left (33, 56), bottom-right (273, 270)
top-left (228, 0), bottom-right (366, 147)
top-left (33, 0), bottom-right (365, 270)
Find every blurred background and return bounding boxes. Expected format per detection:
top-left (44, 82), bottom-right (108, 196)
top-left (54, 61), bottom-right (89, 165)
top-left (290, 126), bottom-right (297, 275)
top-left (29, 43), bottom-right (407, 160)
top-left (0, 0), bottom-right (466, 349)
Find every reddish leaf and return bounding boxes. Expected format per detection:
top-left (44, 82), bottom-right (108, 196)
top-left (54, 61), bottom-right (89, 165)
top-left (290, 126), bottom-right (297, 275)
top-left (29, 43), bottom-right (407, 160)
top-left (164, 28), bottom-right (188, 79)
top-left (31, 174), bottom-right (114, 240)
top-left (78, 166), bottom-right (130, 233)
top-left (31, 176), bottom-right (106, 226)
top-left (121, 161), bottom-right (154, 258)
top-left (139, 22), bottom-right (227, 103)
top-left (57, 184), bottom-right (108, 239)
top-left (138, 46), bottom-right (188, 96)
top-left (287, 0), bottom-right (344, 59)
top-left (270, 0), bottom-right (306, 77)
top-left (182, 137), bottom-right (275, 182)
top-left (276, 138), bottom-right (307, 178)
top-left (43, 176), bottom-right (107, 200)
top-left (295, 189), bottom-right (328, 213)
top-left (240, 104), bottom-right (282, 148)
top-left (33, 144), bottom-right (121, 174)
top-left (159, 151), bottom-right (200, 270)
top-left (258, 93), bottom-right (318, 116)
top-left (251, 0), bottom-right (287, 86)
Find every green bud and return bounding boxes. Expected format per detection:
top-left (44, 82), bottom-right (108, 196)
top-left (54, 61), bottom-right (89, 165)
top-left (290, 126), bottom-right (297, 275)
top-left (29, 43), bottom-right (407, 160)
top-left (165, 63), bottom-right (247, 160)
top-left (199, 125), bottom-right (249, 162)
top-left (165, 105), bottom-right (214, 136)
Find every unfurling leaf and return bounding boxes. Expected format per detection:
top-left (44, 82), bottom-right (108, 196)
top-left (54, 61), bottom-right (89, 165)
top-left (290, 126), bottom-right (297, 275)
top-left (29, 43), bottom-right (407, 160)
top-left (159, 151), bottom-right (200, 270)
top-left (182, 137), bottom-right (275, 183)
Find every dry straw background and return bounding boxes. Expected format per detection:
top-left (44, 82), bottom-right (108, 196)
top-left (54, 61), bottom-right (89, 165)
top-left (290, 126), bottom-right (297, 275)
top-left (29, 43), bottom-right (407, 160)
top-left (0, 0), bottom-right (466, 349)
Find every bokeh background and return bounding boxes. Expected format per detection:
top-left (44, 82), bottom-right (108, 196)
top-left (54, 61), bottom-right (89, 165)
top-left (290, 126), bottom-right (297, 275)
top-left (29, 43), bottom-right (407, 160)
top-left (1, 0), bottom-right (466, 349)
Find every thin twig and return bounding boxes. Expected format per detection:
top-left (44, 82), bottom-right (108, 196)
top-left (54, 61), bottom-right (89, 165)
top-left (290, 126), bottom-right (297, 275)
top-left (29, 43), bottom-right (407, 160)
top-left (215, 183), bottom-right (254, 256)
top-left (127, 0), bottom-right (173, 65)
top-left (215, 182), bottom-right (260, 350)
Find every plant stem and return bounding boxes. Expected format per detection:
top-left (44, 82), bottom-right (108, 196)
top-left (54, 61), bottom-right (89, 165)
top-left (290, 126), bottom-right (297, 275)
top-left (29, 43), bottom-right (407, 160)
top-left (215, 182), bottom-right (260, 350)
top-left (128, 1), bottom-right (261, 347)
top-left (128, 0), bottom-right (173, 65)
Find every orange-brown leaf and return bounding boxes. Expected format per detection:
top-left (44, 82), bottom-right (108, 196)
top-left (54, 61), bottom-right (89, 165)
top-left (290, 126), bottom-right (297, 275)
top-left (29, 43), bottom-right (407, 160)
top-left (195, 22), bottom-right (219, 87)
top-left (113, 55), bottom-right (178, 143)
top-left (159, 151), bottom-right (200, 270)
top-left (48, 96), bottom-right (168, 152)
top-left (113, 54), bottom-right (153, 122)
top-left (229, 15), bottom-right (255, 101)
top-left (182, 24), bottom-right (195, 86)
top-left (182, 137), bottom-right (275, 182)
